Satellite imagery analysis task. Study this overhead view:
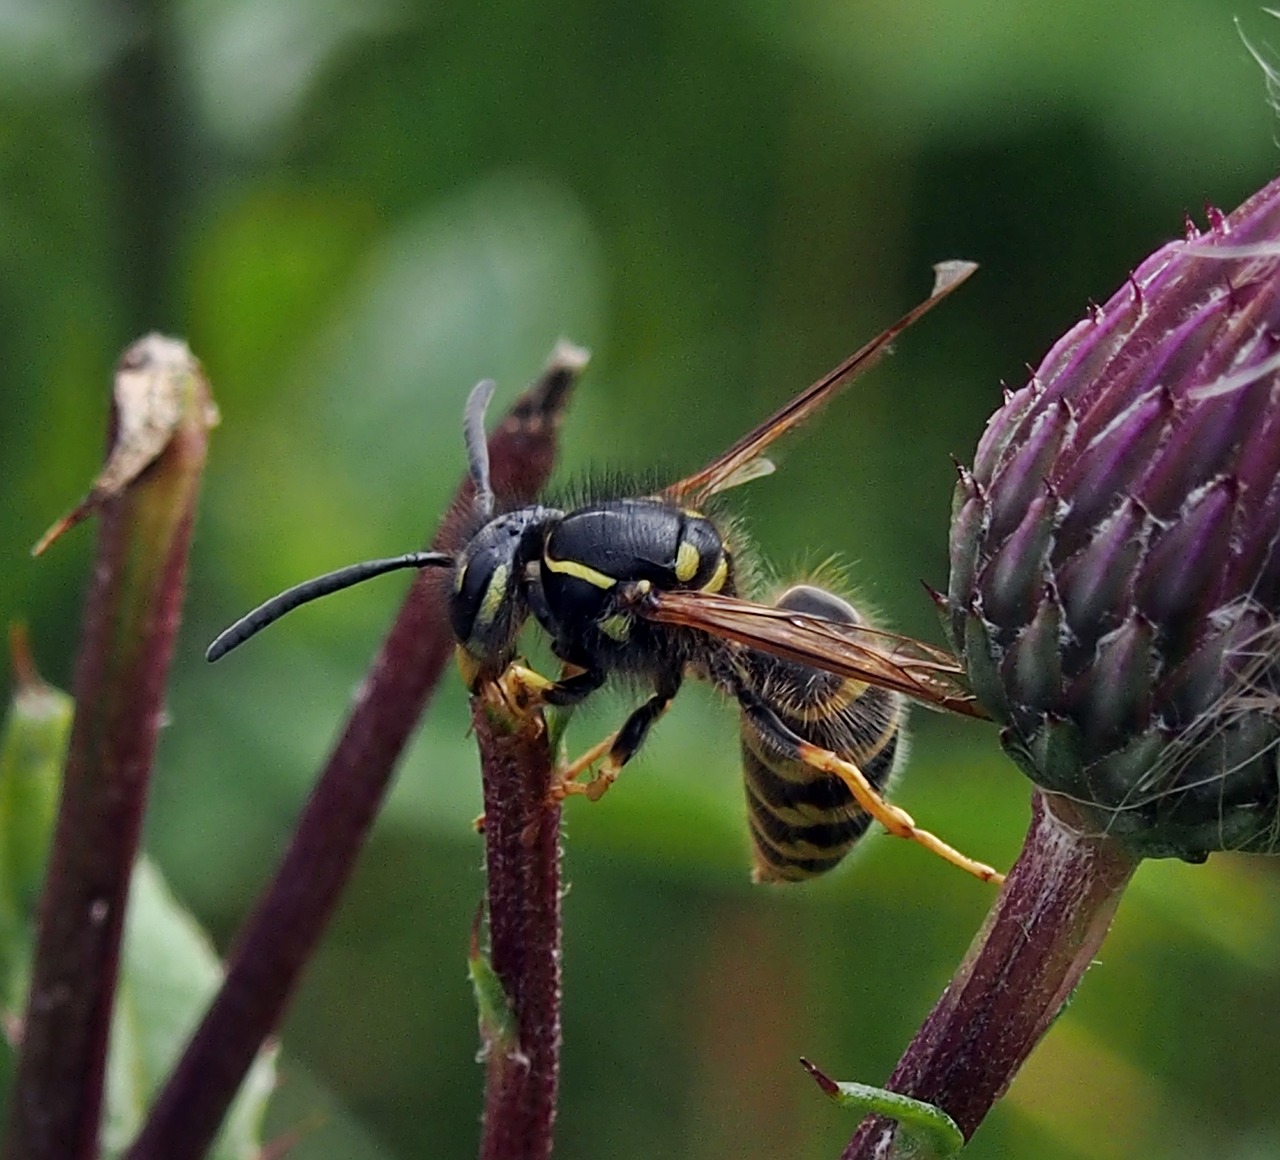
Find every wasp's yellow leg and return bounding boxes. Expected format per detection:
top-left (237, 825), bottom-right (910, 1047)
top-left (549, 676), bottom-right (680, 804)
top-left (500, 663), bottom-right (556, 711)
top-left (793, 739), bottom-right (1006, 885)
top-left (548, 732), bottom-right (619, 803)
top-left (470, 663), bottom-right (561, 833)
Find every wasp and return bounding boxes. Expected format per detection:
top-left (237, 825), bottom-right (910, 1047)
top-left (208, 260), bottom-right (1002, 884)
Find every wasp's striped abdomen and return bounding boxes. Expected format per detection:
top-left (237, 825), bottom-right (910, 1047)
top-left (736, 586), bottom-right (906, 883)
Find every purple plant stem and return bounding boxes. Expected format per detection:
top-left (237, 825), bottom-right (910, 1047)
top-left (842, 791), bottom-right (1141, 1159)
top-left (474, 691), bottom-right (561, 1160)
top-left (125, 352), bottom-right (580, 1160)
top-left (4, 354), bottom-right (213, 1160)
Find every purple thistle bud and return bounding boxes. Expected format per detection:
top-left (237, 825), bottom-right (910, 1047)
top-left (845, 177), bottom-right (1280, 1160)
top-left (948, 176), bottom-right (1280, 860)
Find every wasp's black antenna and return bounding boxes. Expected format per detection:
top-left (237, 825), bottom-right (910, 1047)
top-left (464, 379), bottom-right (497, 519)
top-left (206, 551), bottom-right (453, 662)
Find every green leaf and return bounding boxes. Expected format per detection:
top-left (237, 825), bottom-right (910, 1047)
top-left (468, 911), bottom-right (519, 1061)
top-left (0, 637), bottom-right (275, 1160)
top-left (100, 857), bottom-right (277, 1160)
top-left (802, 1059), bottom-right (964, 1158)
top-left (0, 635), bottom-right (72, 922)
top-left (0, 631), bottom-right (72, 1011)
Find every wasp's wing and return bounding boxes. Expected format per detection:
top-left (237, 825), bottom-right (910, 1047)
top-left (642, 588), bottom-right (988, 719)
top-left (661, 260), bottom-right (977, 507)
top-left (711, 456), bottom-right (776, 492)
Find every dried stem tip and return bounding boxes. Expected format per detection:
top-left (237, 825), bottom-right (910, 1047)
top-left (7, 336), bottom-right (215, 1160)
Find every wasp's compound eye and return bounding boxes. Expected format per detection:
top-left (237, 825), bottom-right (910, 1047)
top-left (447, 507), bottom-right (560, 664)
top-left (450, 547), bottom-right (516, 659)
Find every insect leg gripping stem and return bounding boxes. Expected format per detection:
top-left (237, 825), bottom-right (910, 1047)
top-left (549, 668), bottom-right (682, 802)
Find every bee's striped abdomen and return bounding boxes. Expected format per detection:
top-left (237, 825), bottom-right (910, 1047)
top-left (737, 585), bottom-right (906, 883)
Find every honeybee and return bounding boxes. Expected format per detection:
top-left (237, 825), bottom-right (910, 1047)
top-left (208, 260), bottom-right (1002, 884)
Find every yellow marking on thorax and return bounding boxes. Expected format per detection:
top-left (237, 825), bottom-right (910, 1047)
top-left (675, 540), bottom-right (701, 582)
top-left (543, 553), bottom-right (617, 590)
top-left (702, 554), bottom-right (729, 594)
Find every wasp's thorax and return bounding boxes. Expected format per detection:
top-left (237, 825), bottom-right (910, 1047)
top-left (534, 497), bottom-right (734, 669)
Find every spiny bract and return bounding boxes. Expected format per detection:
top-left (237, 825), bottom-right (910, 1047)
top-left (947, 176), bottom-right (1280, 860)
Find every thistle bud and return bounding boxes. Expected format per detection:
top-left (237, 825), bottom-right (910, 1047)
top-left (948, 178), bottom-right (1280, 860)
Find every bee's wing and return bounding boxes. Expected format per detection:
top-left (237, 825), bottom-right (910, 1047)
top-left (661, 260), bottom-right (977, 506)
top-left (641, 588), bottom-right (989, 719)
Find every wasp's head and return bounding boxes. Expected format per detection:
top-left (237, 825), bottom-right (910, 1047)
top-left (449, 505), bottom-right (563, 677)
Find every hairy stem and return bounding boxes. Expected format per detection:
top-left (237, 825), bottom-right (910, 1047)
top-left (4, 343), bottom-right (213, 1160)
top-left (841, 791), bottom-right (1141, 1158)
top-left (475, 686), bottom-right (561, 1160)
top-left (125, 346), bottom-right (583, 1160)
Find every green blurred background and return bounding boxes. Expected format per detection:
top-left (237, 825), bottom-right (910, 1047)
top-left (5, 0), bottom-right (1280, 1156)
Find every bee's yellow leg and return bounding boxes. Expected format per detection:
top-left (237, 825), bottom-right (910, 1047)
top-left (794, 740), bottom-right (1006, 885)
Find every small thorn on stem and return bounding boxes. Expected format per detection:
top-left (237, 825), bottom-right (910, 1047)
top-left (800, 1057), bottom-right (840, 1098)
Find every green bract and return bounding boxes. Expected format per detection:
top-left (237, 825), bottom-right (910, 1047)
top-left (948, 178), bottom-right (1280, 860)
